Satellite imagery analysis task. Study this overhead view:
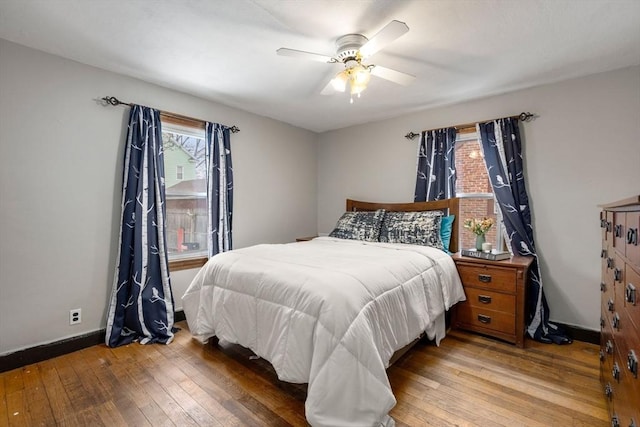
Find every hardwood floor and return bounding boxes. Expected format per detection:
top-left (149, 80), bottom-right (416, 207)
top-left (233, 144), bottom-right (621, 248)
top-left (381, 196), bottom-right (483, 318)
top-left (0, 321), bottom-right (607, 426)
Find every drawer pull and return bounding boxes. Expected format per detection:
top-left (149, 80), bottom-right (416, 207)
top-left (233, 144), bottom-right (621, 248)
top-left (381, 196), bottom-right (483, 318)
top-left (600, 218), bottom-right (607, 228)
top-left (600, 316), bottom-right (605, 328)
top-left (606, 221), bottom-right (612, 232)
top-left (606, 340), bottom-right (614, 354)
top-left (600, 282), bottom-right (606, 293)
top-left (612, 362), bottom-right (620, 382)
top-left (601, 248), bottom-right (607, 258)
top-left (599, 349), bottom-right (605, 362)
top-left (628, 350), bottom-right (638, 378)
top-left (627, 227), bottom-right (638, 246)
top-left (611, 414), bottom-right (620, 427)
top-left (478, 295), bottom-right (492, 304)
top-left (615, 224), bottom-right (623, 238)
top-left (477, 314), bottom-right (491, 324)
top-left (604, 382), bottom-right (613, 400)
top-left (478, 274), bottom-right (492, 283)
top-left (607, 298), bottom-right (614, 312)
top-left (612, 313), bottom-right (620, 330)
top-left (614, 268), bottom-right (623, 283)
top-left (626, 283), bottom-right (637, 305)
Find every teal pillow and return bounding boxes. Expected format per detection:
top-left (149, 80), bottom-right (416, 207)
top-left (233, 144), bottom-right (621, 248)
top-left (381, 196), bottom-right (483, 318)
top-left (440, 215), bottom-right (455, 252)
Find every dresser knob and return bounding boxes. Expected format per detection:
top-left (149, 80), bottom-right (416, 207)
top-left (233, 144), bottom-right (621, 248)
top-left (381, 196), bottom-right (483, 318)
top-left (607, 257), bottom-right (614, 269)
top-left (628, 350), bottom-right (638, 378)
top-left (606, 340), bottom-right (614, 354)
top-left (626, 283), bottom-right (637, 305)
top-left (608, 298), bottom-right (615, 312)
top-left (601, 248), bottom-right (607, 258)
top-left (612, 313), bottom-right (621, 330)
top-left (614, 268), bottom-right (623, 283)
top-left (605, 382), bottom-right (613, 400)
top-left (601, 282), bottom-right (607, 292)
top-left (610, 414), bottom-right (620, 427)
top-left (612, 362), bottom-right (620, 382)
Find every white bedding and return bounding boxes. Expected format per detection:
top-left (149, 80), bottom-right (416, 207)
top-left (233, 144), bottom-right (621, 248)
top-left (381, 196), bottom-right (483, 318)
top-left (182, 237), bottom-right (465, 427)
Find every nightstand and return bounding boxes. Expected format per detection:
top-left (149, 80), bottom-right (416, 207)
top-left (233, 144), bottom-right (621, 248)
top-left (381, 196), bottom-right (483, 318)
top-left (295, 236), bottom-right (318, 242)
top-left (451, 253), bottom-right (534, 348)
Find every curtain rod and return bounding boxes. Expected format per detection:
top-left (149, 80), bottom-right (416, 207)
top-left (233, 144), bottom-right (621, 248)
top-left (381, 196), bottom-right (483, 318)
top-left (101, 96), bottom-right (240, 133)
top-left (404, 111), bottom-right (535, 140)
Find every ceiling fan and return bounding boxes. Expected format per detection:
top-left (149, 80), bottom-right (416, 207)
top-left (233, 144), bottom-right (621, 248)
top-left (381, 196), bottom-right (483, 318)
top-left (277, 20), bottom-right (415, 103)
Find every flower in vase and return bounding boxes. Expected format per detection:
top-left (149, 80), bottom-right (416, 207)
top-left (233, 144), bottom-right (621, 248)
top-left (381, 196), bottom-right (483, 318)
top-left (463, 217), bottom-right (494, 236)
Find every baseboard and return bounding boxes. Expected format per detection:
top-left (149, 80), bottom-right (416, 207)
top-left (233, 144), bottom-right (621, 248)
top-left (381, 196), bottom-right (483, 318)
top-left (0, 310), bottom-right (187, 373)
top-left (1, 313), bottom-right (597, 373)
top-left (553, 322), bottom-right (600, 345)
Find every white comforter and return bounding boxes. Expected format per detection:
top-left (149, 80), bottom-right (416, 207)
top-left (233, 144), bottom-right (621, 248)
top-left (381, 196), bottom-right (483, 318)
top-left (182, 237), bottom-right (465, 427)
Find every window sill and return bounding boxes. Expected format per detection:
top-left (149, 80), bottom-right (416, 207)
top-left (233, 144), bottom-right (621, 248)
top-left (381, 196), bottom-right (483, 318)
top-left (169, 256), bottom-right (208, 272)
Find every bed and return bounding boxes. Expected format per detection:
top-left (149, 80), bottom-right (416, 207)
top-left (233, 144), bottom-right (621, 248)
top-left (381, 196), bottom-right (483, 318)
top-left (182, 198), bottom-right (465, 427)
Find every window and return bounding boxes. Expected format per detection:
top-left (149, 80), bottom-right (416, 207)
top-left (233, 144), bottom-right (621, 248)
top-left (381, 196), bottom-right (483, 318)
top-left (455, 131), bottom-right (505, 251)
top-left (161, 121), bottom-right (208, 264)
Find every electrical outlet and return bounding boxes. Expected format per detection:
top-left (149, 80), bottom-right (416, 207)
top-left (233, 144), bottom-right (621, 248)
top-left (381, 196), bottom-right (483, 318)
top-left (69, 308), bottom-right (81, 325)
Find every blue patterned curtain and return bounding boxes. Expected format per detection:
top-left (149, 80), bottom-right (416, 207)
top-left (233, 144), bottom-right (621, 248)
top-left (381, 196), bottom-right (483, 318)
top-left (414, 127), bottom-right (457, 201)
top-left (205, 122), bottom-right (234, 257)
top-left (477, 118), bottom-right (571, 344)
top-left (106, 105), bottom-right (175, 347)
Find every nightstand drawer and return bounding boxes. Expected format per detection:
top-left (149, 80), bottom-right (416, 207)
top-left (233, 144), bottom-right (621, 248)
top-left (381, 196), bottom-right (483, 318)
top-left (457, 264), bottom-right (517, 293)
top-left (463, 287), bottom-right (515, 312)
top-left (456, 304), bottom-right (516, 335)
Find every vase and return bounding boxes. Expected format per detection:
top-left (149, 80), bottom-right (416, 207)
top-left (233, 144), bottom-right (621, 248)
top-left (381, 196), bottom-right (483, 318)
top-left (475, 234), bottom-right (485, 251)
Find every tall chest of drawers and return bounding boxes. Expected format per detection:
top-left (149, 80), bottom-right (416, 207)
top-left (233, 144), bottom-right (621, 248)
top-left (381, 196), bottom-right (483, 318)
top-left (600, 196), bottom-right (640, 427)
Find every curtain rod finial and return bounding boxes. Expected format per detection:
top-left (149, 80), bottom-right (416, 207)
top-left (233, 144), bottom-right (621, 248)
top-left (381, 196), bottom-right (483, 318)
top-left (229, 125), bottom-right (240, 133)
top-left (519, 112), bottom-right (535, 122)
top-left (405, 131), bottom-right (419, 140)
top-left (101, 96), bottom-right (126, 107)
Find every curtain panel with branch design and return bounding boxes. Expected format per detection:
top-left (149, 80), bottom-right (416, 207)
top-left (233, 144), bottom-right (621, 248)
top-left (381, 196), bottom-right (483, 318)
top-left (414, 127), bottom-right (457, 202)
top-left (477, 118), bottom-right (571, 344)
top-left (106, 105), bottom-right (175, 347)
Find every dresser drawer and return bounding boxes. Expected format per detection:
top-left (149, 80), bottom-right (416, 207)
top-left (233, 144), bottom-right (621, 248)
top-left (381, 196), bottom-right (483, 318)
top-left (457, 264), bottom-right (517, 293)
top-left (463, 287), bottom-right (515, 313)
top-left (456, 303), bottom-right (515, 335)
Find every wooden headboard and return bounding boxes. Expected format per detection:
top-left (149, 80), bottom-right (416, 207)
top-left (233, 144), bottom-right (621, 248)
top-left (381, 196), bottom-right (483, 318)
top-left (346, 198), bottom-right (460, 253)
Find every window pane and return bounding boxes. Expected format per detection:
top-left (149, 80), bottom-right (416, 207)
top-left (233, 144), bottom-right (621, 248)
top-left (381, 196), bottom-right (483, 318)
top-left (162, 127), bottom-right (208, 260)
top-left (455, 137), bottom-right (502, 251)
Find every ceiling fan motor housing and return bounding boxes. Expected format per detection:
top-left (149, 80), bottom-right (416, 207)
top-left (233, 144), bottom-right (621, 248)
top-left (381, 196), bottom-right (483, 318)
top-left (335, 34), bottom-right (368, 62)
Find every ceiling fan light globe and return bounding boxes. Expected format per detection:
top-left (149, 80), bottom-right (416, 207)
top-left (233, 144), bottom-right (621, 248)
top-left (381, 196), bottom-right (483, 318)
top-left (331, 72), bottom-right (348, 92)
top-left (352, 67), bottom-right (371, 86)
top-left (350, 80), bottom-right (367, 96)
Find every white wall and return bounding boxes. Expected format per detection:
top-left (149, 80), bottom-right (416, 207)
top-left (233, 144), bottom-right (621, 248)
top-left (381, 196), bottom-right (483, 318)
top-left (317, 66), bottom-right (640, 331)
top-left (0, 39), bottom-right (318, 355)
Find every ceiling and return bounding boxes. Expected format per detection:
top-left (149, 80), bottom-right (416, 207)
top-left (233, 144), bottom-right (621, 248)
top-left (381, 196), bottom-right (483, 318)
top-left (1, 1), bottom-right (639, 133)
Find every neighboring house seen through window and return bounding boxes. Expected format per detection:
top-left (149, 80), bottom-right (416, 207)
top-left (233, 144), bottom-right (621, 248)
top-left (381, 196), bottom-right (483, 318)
top-left (162, 122), bottom-right (208, 262)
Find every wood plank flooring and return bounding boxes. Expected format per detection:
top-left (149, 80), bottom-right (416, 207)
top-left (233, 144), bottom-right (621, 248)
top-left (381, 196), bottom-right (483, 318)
top-left (0, 321), bottom-right (607, 426)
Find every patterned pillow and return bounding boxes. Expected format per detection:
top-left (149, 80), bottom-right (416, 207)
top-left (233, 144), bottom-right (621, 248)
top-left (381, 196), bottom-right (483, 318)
top-left (329, 209), bottom-right (385, 242)
top-left (379, 211), bottom-right (444, 249)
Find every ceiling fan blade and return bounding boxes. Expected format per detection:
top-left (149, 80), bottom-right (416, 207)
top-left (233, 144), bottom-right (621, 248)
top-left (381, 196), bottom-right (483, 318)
top-left (359, 20), bottom-right (409, 58)
top-left (370, 65), bottom-right (415, 86)
top-left (320, 79), bottom-right (336, 95)
top-left (276, 48), bottom-right (336, 63)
